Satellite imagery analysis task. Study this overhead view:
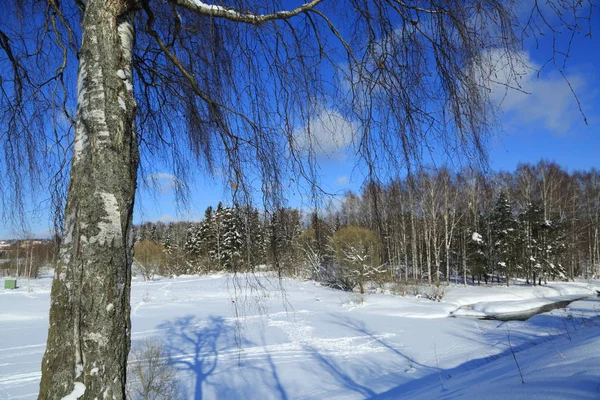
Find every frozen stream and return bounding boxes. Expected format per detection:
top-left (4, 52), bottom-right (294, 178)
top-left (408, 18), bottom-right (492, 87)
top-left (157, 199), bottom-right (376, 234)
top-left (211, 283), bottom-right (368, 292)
top-left (450, 295), bottom-right (596, 321)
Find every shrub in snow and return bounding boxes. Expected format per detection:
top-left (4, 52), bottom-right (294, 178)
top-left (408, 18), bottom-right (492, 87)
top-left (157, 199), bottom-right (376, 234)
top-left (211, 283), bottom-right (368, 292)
top-left (390, 282), bottom-right (447, 301)
top-left (126, 339), bottom-right (184, 400)
top-left (322, 271), bottom-right (357, 292)
top-left (133, 240), bottom-right (168, 280)
top-left (331, 226), bottom-right (383, 295)
top-left (423, 284), bottom-right (447, 302)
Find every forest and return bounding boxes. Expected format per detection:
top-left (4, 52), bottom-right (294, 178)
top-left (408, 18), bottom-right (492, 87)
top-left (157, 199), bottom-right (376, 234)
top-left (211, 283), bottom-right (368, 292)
top-left (133, 160), bottom-right (600, 288)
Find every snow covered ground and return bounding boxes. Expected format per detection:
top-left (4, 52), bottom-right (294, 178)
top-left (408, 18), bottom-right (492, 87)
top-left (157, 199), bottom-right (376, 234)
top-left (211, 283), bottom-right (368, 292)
top-left (1, 274), bottom-right (599, 399)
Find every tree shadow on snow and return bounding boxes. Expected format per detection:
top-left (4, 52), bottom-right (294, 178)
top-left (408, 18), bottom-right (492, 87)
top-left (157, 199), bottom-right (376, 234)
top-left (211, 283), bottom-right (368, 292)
top-left (158, 315), bottom-right (236, 400)
top-left (369, 312), bottom-right (600, 399)
top-left (157, 315), bottom-right (290, 400)
top-left (294, 314), bottom-right (438, 398)
top-left (330, 314), bottom-right (435, 371)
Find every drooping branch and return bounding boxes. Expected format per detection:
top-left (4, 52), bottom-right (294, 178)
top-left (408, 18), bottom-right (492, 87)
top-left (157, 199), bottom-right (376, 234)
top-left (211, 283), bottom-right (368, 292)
top-left (0, 28), bottom-right (24, 106)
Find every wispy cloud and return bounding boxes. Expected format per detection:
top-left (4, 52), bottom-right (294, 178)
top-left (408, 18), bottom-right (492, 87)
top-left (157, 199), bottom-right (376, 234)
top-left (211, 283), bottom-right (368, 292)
top-left (147, 173), bottom-right (181, 194)
top-left (479, 49), bottom-right (591, 134)
top-left (336, 175), bottom-right (350, 186)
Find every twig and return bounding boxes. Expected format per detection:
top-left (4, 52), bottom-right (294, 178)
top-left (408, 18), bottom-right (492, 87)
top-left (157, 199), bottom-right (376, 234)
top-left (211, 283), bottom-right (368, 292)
top-left (561, 311), bottom-right (572, 341)
top-left (506, 324), bottom-right (525, 384)
top-left (433, 343), bottom-right (445, 391)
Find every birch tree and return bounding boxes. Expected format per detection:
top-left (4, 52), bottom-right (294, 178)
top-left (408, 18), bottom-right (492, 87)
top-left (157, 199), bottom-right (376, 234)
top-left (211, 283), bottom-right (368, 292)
top-left (0, 0), bottom-right (592, 398)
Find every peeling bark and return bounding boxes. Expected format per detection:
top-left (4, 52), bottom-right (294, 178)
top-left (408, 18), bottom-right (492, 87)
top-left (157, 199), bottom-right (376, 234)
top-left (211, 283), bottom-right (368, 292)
top-left (39, 0), bottom-right (139, 398)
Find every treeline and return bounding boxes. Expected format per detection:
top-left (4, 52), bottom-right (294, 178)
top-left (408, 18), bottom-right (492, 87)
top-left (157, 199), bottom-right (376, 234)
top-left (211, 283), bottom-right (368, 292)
top-left (133, 203), bottom-right (302, 278)
top-left (134, 161), bottom-right (600, 286)
top-left (336, 161), bottom-right (600, 286)
top-left (0, 239), bottom-right (58, 278)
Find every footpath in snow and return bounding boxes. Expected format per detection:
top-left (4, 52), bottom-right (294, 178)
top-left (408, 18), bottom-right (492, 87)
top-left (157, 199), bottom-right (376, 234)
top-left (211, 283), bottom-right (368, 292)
top-left (0, 274), bottom-right (599, 399)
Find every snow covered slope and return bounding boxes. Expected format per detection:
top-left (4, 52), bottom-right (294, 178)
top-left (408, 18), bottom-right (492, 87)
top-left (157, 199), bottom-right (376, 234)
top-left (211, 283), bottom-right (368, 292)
top-left (1, 275), bottom-right (599, 399)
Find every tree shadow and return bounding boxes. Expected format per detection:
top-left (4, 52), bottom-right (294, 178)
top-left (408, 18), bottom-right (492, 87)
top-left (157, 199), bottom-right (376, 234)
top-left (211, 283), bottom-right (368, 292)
top-left (370, 328), bottom-right (600, 399)
top-left (305, 347), bottom-right (378, 397)
top-left (157, 315), bottom-right (236, 400)
top-left (291, 314), bottom-right (436, 398)
top-left (257, 330), bottom-right (289, 400)
top-left (329, 314), bottom-right (435, 372)
top-left (157, 315), bottom-right (291, 400)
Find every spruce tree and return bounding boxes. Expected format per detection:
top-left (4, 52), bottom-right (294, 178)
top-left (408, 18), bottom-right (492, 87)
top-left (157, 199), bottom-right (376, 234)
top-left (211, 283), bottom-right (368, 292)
top-left (221, 206), bottom-right (244, 272)
top-left (490, 191), bottom-right (520, 286)
top-left (184, 223), bottom-right (202, 271)
top-left (199, 206), bottom-right (217, 262)
top-left (520, 202), bottom-right (544, 284)
top-left (244, 207), bottom-right (265, 269)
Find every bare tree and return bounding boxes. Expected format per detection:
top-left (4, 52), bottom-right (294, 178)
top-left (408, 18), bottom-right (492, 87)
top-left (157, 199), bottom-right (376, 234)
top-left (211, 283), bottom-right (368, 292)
top-left (0, 0), bottom-right (592, 398)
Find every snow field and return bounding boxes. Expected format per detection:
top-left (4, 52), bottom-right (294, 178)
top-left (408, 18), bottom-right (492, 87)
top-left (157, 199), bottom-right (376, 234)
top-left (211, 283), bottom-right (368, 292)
top-left (0, 274), bottom-right (599, 399)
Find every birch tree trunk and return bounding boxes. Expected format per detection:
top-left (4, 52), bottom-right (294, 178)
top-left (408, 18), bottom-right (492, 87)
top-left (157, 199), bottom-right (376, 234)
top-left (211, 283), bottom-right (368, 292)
top-left (408, 184), bottom-right (419, 282)
top-left (39, 0), bottom-right (139, 398)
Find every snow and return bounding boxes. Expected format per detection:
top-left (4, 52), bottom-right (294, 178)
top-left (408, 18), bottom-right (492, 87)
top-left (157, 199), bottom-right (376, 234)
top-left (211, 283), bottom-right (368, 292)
top-left (75, 363), bottom-right (83, 379)
top-left (471, 232), bottom-right (483, 243)
top-left (61, 382), bottom-right (85, 400)
top-left (1, 274), bottom-right (599, 399)
top-left (117, 21), bottom-right (134, 60)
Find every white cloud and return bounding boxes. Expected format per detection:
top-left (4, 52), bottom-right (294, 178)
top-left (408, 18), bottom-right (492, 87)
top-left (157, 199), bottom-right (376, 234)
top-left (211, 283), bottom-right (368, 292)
top-left (479, 49), bottom-right (589, 134)
top-left (145, 211), bottom-right (203, 224)
top-left (156, 214), bottom-right (178, 223)
top-left (336, 175), bottom-right (350, 186)
top-left (294, 105), bottom-right (356, 158)
top-left (148, 173), bottom-right (180, 194)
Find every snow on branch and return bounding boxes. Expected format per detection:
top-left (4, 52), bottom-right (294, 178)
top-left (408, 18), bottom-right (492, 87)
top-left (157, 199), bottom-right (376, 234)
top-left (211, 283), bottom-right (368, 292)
top-left (169, 0), bottom-right (324, 24)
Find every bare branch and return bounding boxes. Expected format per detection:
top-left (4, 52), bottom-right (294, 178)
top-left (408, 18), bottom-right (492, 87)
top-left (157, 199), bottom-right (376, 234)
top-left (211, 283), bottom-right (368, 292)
top-left (169, 0), bottom-right (324, 24)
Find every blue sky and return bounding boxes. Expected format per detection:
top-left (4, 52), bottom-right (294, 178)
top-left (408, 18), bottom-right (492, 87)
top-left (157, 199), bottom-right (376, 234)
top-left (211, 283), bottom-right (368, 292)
top-left (1, 4), bottom-right (599, 239)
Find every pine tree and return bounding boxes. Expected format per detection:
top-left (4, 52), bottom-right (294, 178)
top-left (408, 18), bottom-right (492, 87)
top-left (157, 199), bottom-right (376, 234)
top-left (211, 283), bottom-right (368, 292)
top-left (244, 207), bottom-right (265, 269)
top-left (184, 222), bottom-right (202, 270)
top-left (469, 222), bottom-right (489, 284)
top-left (490, 191), bottom-right (520, 286)
top-left (520, 202), bottom-right (544, 285)
top-left (266, 210), bottom-right (285, 275)
top-left (221, 206), bottom-right (244, 272)
top-left (199, 206), bottom-right (217, 262)
top-left (161, 223), bottom-right (187, 275)
top-left (539, 216), bottom-right (567, 282)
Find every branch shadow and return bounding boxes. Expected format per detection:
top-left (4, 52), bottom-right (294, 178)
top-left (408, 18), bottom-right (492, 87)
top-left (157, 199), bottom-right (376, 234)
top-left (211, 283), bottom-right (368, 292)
top-left (329, 314), bottom-right (436, 372)
top-left (157, 315), bottom-right (236, 400)
top-left (291, 314), bottom-right (437, 398)
top-left (157, 315), bottom-right (291, 400)
top-left (304, 346), bottom-right (379, 398)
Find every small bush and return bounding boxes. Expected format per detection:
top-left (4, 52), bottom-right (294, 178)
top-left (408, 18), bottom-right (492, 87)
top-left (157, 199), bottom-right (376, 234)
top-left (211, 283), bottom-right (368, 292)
top-left (390, 282), bottom-right (447, 301)
top-left (126, 339), bottom-right (184, 400)
top-left (323, 275), bottom-right (357, 292)
top-left (423, 285), bottom-right (447, 302)
top-left (134, 241), bottom-right (167, 280)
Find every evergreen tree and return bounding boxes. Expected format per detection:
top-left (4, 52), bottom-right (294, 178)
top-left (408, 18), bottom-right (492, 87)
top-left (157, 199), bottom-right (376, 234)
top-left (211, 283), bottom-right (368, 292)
top-left (184, 222), bottom-right (203, 270)
top-left (162, 223), bottom-right (188, 275)
top-left (539, 216), bottom-right (567, 282)
top-left (520, 202), bottom-right (544, 284)
top-left (221, 206), bottom-right (244, 272)
top-left (244, 207), bottom-right (265, 269)
top-left (199, 206), bottom-right (217, 261)
top-left (469, 223), bottom-right (489, 284)
top-left (490, 191), bottom-right (520, 286)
